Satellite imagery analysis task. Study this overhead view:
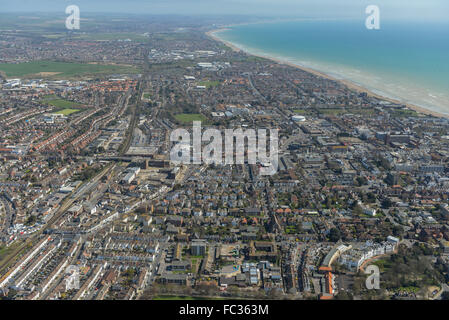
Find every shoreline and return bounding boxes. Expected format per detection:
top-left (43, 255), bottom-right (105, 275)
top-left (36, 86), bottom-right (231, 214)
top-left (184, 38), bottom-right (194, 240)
top-left (206, 28), bottom-right (449, 119)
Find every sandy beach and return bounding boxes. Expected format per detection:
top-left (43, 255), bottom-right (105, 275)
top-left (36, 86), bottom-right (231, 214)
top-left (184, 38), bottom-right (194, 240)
top-left (206, 29), bottom-right (449, 119)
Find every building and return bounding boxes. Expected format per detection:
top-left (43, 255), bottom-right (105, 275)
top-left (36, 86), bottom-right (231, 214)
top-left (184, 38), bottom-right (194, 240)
top-left (292, 115), bottom-right (306, 122)
top-left (338, 239), bottom-right (397, 271)
top-left (191, 239), bottom-right (207, 256)
top-left (121, 172), bottom-right (136, 184)
top-left (158, 274), bottom-right (190, 286)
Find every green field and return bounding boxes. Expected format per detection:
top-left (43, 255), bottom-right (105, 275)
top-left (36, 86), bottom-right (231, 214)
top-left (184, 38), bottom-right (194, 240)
top-left (41, 95), bottom-right (81, 111)
top-left (147, 60), bottom-right (195, 71)
top-left (0, 245), bottom-right (13, 261)
top-left (198, 80), bottom-right (220, 88)
top-left (47, 99), bottom-right (79, 108)
top-left (153, 32), bottom-right (197, 41)
top-left (0, 14), bottom-right (63, 31)
top-left (390, 109), bottom-right (419, 118)
top-left (53, 108), bottom-right (80, 116)
top-left (174, 113), bottom-right (207, 124)
top-left (72, 33), bottom-right (150, 42)
top-left (316, 108), bottom-right (347, 116)
top-left (0, 61), bottom-right (139, 78)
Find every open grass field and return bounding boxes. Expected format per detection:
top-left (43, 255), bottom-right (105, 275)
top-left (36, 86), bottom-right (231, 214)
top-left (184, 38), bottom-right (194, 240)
top-left (174, 113), bottom-right (207, 124)
top-left (390, 109), bottom-right (419, 118)
top-left (148, 60), bottom-right (195, 71)
top-left (0, 14), bottom-right (62, 30)
top-left (316, 108), bottom-right (347, 116)
top-left (41, 95), bottom-right (81, 111)
top-left (53, 108), bottom-right (80, 116)
top-left (0, 245), bottom-right (14, 261)
top-left (153, 32), bottom-right (198, 41)
top-left (198, 80), bottom-right (220, 88)
top-left (72, 33), bottom-right (150, 42)
top-left (0, 14), bottom-right (143, 32)
top-left (44, 99), bottom-right (80, 109)
top-left (0, 240), bottom-right (31, 274)
top-left (46, 99), bottom-right (79, 108)
top-left (0, 61), bottom-right (139, 78)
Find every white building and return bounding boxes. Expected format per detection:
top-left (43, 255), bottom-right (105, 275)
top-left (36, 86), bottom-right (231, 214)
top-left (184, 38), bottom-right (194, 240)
top-left (338, 239), bottom-right (397, 271)
top-left (292, 115), bottom-right (306, 122)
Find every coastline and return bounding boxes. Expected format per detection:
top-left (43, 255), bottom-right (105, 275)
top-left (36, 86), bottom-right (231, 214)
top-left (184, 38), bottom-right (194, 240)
top-left (206, 29), bottom-right (449, 119)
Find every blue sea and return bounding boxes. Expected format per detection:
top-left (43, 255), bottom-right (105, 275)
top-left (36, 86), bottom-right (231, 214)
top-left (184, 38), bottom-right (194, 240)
top-left (215, 20), bottom-right (449, 116)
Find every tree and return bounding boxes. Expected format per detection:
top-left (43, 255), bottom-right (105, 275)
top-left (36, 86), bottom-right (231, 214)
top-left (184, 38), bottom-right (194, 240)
top-left (353, 204), bottom-right (363, 216)
top-left (329, 228), bottom-right (341, 242)
top-left (356, 176), bottom-right (368, 186)
top-left (392, 225), bottom-right (404, 238)
top-left (381, 198), bottom-right (393, 209)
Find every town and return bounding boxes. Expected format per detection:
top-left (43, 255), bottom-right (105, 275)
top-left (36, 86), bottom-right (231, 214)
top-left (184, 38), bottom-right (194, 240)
top-left (0, 12), bottom-right (448, 301)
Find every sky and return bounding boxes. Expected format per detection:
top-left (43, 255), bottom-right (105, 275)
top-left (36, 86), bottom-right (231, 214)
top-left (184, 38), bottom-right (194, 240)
top-left (1, 0), bottom-right (448, 21)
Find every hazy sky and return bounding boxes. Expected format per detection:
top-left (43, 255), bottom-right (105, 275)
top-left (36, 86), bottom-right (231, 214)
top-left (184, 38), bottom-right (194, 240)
top-left (1, 0), bottom-right (448, 21)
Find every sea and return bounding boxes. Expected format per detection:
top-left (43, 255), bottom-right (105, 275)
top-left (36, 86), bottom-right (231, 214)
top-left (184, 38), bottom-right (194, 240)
top-left (214, 19), bottom-right (449, 116)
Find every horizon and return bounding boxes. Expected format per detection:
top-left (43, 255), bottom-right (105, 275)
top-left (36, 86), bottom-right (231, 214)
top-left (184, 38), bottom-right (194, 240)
top-left (1, 0), bottom-right (448, 22)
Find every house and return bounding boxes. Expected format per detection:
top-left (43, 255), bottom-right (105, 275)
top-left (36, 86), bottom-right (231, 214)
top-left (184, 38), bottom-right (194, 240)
top-left (166, 224), bottom-right (179, 234)
top-left (158, 274), bottom-right (190, 286)
top-left (166, 261), bottom-right (191, 271)
top-left (83, 201), bottom-right (97, 215)
top-left (191, 239), bottom-right (207, 256)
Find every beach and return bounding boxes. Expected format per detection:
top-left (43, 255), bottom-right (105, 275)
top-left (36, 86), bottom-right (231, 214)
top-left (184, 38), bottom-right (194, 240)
top-left (206, 28), bottom-right (449, 119)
